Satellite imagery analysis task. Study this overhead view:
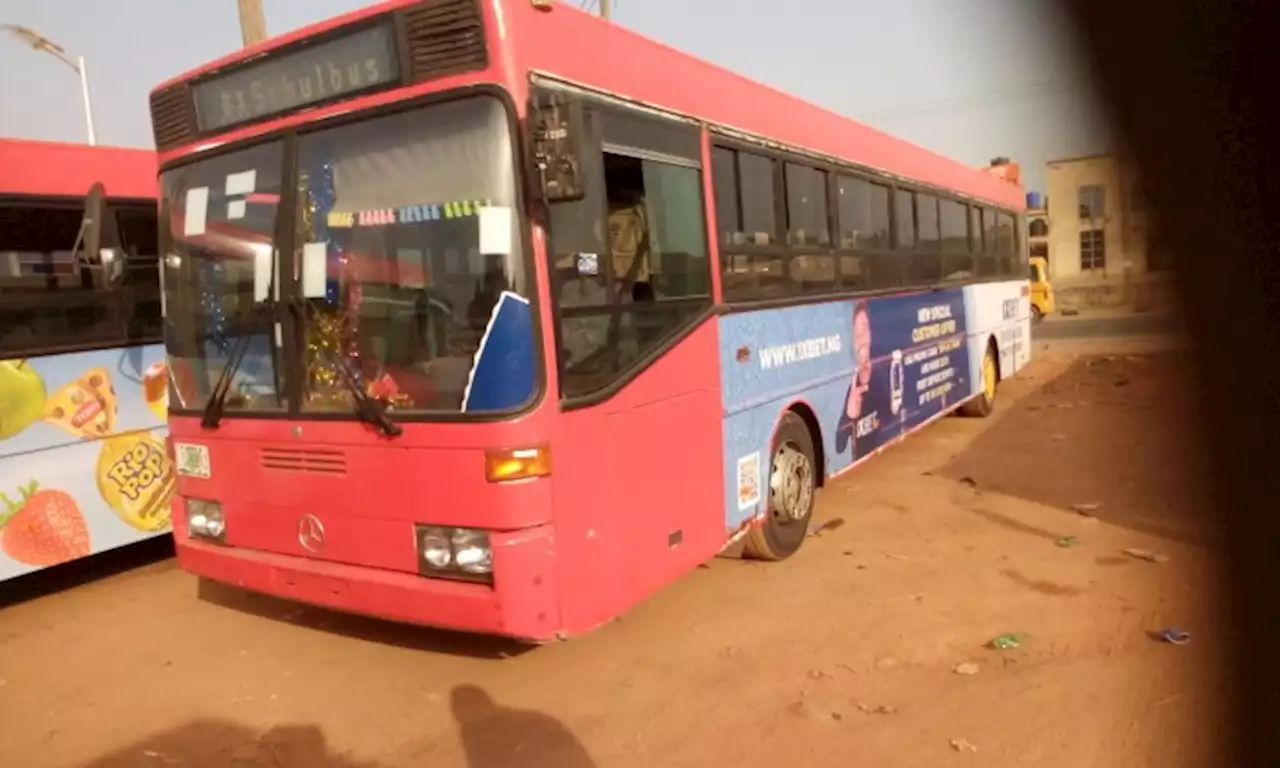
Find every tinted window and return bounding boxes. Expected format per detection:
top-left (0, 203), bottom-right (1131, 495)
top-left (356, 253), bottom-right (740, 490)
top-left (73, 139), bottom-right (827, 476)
top-left (906, 194), bottom-right (941, 284)
top-left (940, 199), bottom-right (968, 253)
top-left (711, 147), bottom-right (740, 244)
top-left (940, 199), bottom-right (972, 279)
top-left (916, 195), bottom-right (939, 250)
top-left (738, 152), bottom-right (777, 246)
top-left (784, 163), bottom-right (830, 247)
top-left (836, 176), bottom-right (891, 250)
top-left (893, 189), bottom-right (915, 249)
top-left (996, 213), bottom-right (1017, 255)
top-left (0, 201), bottom-right (158, 358)
top-left (976, 207), bottom-right (999, 276)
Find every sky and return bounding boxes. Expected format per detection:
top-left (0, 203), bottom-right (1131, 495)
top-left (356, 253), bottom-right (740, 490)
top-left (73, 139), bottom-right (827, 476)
top-left (0, 0), bottom-right (1110, 193)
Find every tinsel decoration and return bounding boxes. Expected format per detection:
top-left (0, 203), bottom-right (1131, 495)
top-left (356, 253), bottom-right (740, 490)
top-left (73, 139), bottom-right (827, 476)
top-left (305, 307), bottom-right (355, 410)
top-left (199, 259), bottom-right (230, 354)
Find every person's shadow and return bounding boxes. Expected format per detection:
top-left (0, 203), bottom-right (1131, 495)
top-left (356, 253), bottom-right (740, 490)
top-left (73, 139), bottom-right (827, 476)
top-left (451, 684), bottom-right (598, 768)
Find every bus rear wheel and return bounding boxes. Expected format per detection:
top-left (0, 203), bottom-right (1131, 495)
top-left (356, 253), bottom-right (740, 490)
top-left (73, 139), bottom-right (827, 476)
top-left (960, 341), bottom-right (999, 418)
top-left (745, 412), bottom-right (817, 561)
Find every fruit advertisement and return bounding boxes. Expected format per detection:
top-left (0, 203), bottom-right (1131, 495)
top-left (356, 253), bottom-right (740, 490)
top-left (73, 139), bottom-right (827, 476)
top-left (0, 345), bottom-right (174, 581)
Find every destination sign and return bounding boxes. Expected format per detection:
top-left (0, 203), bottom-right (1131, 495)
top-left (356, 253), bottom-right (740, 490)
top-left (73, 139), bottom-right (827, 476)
top-left (192, 21), bottom-right (400, 132)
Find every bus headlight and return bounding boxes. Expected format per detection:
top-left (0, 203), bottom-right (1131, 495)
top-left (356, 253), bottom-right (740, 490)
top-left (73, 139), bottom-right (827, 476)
top-left (186, 499), bottom-right (225, 542)
top-left (452, 528), bottom-right (493, 575)
top-left (418, 526), bottom-right (453, 569)
top-left (414, 524), bottom-right (492, 582)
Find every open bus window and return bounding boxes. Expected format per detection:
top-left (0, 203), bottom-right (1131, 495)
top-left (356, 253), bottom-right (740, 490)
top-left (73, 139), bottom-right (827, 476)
top-left (0, 203), bottom-right (126, 357)
top-left (546, 108), bottom-right (713, 400)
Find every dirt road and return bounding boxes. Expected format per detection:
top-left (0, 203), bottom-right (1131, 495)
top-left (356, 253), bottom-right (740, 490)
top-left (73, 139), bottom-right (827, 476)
top-left (0, 338), bottom-right (1225, 768)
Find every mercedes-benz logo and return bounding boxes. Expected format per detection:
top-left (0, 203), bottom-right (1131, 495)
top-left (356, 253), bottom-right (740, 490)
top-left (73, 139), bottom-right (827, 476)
top-left (297, 514), bottom-right (326, 553)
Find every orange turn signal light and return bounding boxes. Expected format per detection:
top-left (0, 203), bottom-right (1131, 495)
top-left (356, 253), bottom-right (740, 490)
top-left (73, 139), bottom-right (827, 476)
top-left (485, 445), bottom-right (552, 483)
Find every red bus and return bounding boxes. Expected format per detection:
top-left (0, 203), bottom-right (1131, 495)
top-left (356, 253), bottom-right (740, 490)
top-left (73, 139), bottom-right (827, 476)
top-left (0, 139), bottom-right (172, 584)
top-left (151, 0), bottom-right (1030, 640)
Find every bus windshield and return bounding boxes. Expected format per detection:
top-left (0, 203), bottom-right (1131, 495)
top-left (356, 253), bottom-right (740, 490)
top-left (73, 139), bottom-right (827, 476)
top-left (160, 95), bottom-right (534, 416)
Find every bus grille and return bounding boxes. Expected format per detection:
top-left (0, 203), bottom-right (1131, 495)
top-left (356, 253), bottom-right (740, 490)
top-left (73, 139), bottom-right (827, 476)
top-left (150, 84), bottom-right (197, 152)
top-left (401, 0), bottom-right (489, 83)
top-left (260, 447), bottom-right (348, 476)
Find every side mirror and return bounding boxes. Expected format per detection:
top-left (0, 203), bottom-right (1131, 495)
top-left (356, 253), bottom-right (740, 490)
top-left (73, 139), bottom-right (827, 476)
top-left (528, 95), bottom-right (588, 203)
top-left (76, 182), bottom-right (124, 285)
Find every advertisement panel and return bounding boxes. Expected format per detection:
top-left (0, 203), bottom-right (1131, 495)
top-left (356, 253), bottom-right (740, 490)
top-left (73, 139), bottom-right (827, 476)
top-left (0, 345), bottom-right (174, 581)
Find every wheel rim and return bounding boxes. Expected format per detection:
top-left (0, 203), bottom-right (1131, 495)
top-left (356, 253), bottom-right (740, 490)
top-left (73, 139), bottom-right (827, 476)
top-left (770, 442), bottom-right (814, 523)
top-left (982, 353), bottom-right (998, 401)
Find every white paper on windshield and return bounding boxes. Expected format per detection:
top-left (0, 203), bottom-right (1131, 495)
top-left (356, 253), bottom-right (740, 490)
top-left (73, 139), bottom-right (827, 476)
top-left (301, 242), bottom-right (328, 298)
top-left (478, 205), bottom-right (514, 255)
top-left (183, 187), bottom-right (209, 236)
top-left (225, 170), bottom-right (257, 196)
top-left (226, 199), bottom-right (247, 220)
top-left (253, 248), bottom-right (275, 303)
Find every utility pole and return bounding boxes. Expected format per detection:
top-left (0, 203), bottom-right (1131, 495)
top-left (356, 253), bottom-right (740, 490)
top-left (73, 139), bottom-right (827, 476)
top-left (599, 0), bottom-right (611, 20)
top-left (237, 0), bottom-right (268, 47)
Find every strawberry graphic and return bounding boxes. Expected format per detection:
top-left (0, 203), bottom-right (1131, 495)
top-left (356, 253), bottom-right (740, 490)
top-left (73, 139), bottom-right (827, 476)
top-left (0, 481), bottom-right (90, 566)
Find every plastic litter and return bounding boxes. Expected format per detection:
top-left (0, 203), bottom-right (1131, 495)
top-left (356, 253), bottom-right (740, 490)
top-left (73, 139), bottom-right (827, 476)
top-left (1055, 536), bottom-right (1079, 548)
top-left (988, 633), bottom-right (1025, 650)
top-left (1123, 547), bottom-right (1169, 563)
top-left (1156, 628), bottom-right (1191, 645)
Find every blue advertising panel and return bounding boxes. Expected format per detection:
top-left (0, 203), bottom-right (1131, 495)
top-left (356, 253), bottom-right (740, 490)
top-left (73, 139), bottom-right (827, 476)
top-left (718, 290), bottom-right (972, 532)
top-left (0, 345), bottom-right (174, 581)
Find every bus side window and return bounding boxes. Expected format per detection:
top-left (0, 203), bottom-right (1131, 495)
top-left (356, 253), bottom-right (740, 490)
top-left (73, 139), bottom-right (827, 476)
top-left (543, 103), bottom-right (712, 400)
top-left (0, 202), bottom-right (126, 357)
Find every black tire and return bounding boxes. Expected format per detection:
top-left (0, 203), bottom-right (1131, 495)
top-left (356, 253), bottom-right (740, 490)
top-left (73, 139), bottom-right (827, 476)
top-left (1031, 305), bottom-right (1044, 325)
top-left (744, 411), bottom-right (818, 561)
top-left (959, 341), bottom-right (999, 418)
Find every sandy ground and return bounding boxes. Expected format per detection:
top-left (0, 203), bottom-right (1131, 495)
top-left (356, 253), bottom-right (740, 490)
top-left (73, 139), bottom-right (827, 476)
top-left (0, 338), bottom-right (1225, 768)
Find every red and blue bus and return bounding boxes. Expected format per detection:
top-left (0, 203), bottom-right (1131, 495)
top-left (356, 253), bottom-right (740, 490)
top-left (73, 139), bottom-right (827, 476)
top-left (150, 0), bottom-right (1029, 640)
top-left (0, 139), bottom-right (173, 584)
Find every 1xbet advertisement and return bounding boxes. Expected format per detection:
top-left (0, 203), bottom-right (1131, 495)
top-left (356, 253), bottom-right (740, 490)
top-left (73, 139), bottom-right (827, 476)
top-left (718, 288), bottom-right (976, 532)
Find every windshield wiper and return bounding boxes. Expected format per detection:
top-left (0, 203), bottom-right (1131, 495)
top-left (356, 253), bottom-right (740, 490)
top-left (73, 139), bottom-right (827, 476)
top-left (329, 349), bottom-right (403, 438)
top-left (200, 325), bottom-right (257, 429)
top-left (202, 249), bottom-right (281, 430)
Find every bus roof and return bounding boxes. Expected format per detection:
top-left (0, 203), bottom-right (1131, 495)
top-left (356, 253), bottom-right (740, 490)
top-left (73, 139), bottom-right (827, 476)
top-left (149, 0), bottom-right (1022, 210)
top-left (0, 138), bottom-right (157, 200)
top-left (516, 3), bottom-right (1024, 210)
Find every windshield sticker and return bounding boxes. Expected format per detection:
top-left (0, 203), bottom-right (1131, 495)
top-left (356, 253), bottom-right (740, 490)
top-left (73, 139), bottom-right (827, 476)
top-left (462, 291), bottom-right (535, 413)
top-left (479, 205), bottom-right (514, 255)
top-left (183, 187), bottom-right (209, 236)
top-left (174, 443), bottom-right (211, 479)
top-left (226, 199), bottom-right (247, 220)
top-left (300, 242), bottom-right (328, 298)
top-left (224, 170), bottom-right (257, 196)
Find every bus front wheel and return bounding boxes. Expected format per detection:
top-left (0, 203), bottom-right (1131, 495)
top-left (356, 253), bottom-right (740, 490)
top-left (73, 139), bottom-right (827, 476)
top-left (745, 411), bottom-right (817, 561)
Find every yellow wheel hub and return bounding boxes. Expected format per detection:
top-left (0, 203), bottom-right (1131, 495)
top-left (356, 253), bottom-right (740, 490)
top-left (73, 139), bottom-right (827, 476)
top-left (982, 354), bottom-right (998, 401)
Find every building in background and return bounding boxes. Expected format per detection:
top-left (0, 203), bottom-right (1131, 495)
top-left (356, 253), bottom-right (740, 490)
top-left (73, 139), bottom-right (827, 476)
top-left (1042, 153), bottom-right (1171, 308)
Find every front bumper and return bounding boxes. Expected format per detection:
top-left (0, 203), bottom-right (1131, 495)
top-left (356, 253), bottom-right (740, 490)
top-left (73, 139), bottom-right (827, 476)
top-left (175, 523), bottom-right (559, 641)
